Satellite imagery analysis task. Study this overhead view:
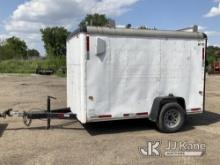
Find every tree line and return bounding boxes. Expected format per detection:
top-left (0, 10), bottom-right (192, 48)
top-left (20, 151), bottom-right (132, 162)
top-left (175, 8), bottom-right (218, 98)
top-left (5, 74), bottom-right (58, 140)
top-left (207, 46), bottom-right (220, 65)
top-left (0, 37), bottom-right (40, 60)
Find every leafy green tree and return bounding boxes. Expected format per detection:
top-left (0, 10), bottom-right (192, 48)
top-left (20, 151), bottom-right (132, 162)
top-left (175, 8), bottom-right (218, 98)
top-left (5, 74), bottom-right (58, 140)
top-left (138, 26), bottom-right (147, 29)
top-left (207, 46), bottom-right (220, 56)
top-left (207, 46), bottom-right (220, 64)
top-left (126, 24), bottom-right (132, 29)
top-left (80, 13), bottom-right (109, 27)
top-left (40, 27), bottom-right (70, 57)
top-left (0, 45), bottom-right (14, 60)
top-left (27, 49), bottom-right (40, 58)
top-left (0, 36), bottom-right (27, 60)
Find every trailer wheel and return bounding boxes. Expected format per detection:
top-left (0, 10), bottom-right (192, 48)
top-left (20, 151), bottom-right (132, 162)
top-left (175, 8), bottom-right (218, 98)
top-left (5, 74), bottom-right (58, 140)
top-left (157, 102), bottom-right (185, 133)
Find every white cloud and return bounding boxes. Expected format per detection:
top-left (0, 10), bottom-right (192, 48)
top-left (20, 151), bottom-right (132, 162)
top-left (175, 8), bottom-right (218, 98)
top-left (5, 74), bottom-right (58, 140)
top-left (0, 34), bottom-right (9, 39)
top-left (4, 0), bottom-right (139, 54)
top-left (205, 30), bottom-right (220, 36)
top-left (212, 44), bottom-right (220, 47)
top-left (92, 0), bottom-right (139, 16)
top-left (198, 25), bottom-right (206, 32)
top-left (208, 42), bottom-right (220, 47)
top-left (197, 25), bottom-right (220, 37)
top-left (5, 21), bottom-right (43, 33)
top-left (204, 2), bottom-right (220, 17)
top-left (116, 24), bottom-right (126, 28)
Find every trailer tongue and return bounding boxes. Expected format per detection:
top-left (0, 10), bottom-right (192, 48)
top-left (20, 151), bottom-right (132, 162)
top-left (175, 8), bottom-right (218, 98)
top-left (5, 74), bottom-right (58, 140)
top-left (0, 96), bottom-right (77, 129)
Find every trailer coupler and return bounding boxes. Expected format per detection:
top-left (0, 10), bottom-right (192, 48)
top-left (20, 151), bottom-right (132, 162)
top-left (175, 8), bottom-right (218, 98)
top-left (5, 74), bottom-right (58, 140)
top-left (0, 96), bottom-right (77, 129)
top-left (0, 109), bottom-right (13, 118)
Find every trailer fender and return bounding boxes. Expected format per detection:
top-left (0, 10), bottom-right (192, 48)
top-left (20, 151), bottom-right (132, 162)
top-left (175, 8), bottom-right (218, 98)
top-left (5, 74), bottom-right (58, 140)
top-left (149, 96), bottom-right (186, 122)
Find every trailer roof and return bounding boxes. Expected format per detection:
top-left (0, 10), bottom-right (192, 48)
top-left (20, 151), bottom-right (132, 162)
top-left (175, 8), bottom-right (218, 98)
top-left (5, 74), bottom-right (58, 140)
top-left (68, 26), bottom-right (207, 40)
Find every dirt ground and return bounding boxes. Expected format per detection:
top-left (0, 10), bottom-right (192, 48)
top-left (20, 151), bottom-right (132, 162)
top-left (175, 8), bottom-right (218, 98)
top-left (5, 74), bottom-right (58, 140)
top-left (0, 74), bottom-right (220, 165)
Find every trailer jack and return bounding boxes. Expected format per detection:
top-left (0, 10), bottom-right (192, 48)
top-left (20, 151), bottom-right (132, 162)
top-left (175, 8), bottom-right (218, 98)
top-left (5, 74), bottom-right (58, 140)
top-left (0, 96), bottom-right (77, 129)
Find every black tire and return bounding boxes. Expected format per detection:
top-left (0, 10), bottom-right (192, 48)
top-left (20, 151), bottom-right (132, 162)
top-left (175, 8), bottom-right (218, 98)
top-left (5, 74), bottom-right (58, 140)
top-left (157, 102), bottom-right (186, 133)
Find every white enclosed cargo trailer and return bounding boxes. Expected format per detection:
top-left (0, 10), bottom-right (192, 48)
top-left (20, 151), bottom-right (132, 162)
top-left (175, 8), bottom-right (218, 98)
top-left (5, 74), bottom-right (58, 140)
top-left (67, 26), bottom-right (207, 132)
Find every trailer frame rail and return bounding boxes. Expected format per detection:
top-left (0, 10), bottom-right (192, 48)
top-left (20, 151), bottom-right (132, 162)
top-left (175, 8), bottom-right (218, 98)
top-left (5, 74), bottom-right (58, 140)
top-left (0, 96), bottom-right (77, 129)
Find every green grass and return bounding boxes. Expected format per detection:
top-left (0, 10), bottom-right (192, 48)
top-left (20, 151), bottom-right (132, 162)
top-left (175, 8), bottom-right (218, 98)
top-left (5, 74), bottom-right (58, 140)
top-left (0, 57), bottom-right (66, 76)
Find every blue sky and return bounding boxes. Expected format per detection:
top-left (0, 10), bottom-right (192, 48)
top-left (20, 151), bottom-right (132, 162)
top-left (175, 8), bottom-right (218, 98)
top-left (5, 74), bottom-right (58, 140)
top-left (0, 0), bottom-right (220, 55)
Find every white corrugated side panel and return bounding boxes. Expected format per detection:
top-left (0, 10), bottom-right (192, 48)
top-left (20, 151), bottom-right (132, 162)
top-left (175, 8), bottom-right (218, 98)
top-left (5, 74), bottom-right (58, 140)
top-left (85, 35), bottom-right (205, 122)
top-left (67, 33), bottom-right (87, 123)
top-left (159, 39), bottom-right (205, 111)
top-left (86, 36), bottom-right (160, 120)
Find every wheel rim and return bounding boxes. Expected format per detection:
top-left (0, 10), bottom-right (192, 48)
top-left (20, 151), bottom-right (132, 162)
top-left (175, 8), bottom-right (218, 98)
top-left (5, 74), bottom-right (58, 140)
top-left (164, 109), bottom-right (181, 129)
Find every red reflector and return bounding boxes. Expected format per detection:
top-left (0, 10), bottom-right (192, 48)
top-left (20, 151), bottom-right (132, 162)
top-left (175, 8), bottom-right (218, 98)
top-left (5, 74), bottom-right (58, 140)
top-left (86, 36), bottom-right (90, 52)
top-left (98, 115), bottom-right (112, 118)
top-left (136, 112), bottom-right (148, 116)
top-left (58, 114), bottom-right (64, 119)
top-left (202, 48), bottom-right (205, 60)
top-left (123, 114), bottom-right (129, 117)
top-left (191, 108), bottom-right (202, 112)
